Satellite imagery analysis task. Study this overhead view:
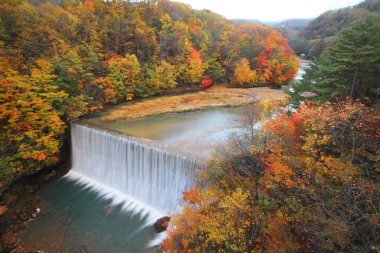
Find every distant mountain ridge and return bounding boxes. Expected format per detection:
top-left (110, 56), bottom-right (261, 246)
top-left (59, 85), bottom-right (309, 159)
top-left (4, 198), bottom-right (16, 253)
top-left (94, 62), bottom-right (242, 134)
top-left (272, 19), bottom-right (312, 32)
top-left (232, 0), bottom-right (380, 58)
top-left (232, 19), bottom-right (263, 24)
top-left (232, 18), bottom-right (312, 29)
top-left (298, 0), bottom-right (380, 57)
top-left (356, 0), bottom-right (380, 11)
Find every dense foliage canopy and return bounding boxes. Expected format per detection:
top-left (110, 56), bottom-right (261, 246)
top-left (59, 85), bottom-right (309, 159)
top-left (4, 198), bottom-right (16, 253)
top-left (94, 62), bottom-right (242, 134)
top-left (0, 0), bottom-right (298, 188)
top-left (163, 100), bottom-right (380, 253)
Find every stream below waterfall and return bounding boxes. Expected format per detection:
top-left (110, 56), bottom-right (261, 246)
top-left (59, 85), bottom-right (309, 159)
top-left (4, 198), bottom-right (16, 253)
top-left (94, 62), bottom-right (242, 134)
top-left (18, 177), bottom-right (161, 253)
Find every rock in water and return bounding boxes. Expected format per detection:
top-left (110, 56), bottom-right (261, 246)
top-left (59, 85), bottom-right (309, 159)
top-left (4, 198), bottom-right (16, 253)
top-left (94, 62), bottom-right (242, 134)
top-left (154, 216), bottom-right (171, 233)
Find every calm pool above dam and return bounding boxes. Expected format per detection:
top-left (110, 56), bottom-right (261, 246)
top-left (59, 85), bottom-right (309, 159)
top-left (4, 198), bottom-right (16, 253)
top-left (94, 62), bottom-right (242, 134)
top-left (83, 106), bottom-right (253, 160)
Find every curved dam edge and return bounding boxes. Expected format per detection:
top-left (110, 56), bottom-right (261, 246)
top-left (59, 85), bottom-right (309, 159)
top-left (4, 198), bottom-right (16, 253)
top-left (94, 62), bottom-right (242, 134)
top-left (72, 121), bottom-right (204, 165)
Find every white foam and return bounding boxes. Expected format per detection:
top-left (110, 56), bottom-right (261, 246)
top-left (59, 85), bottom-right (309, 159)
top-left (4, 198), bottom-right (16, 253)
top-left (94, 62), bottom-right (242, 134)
top-left (65, 170), bottom-right (164, 222)
top-left (65, 170), bottom-right (170, 247)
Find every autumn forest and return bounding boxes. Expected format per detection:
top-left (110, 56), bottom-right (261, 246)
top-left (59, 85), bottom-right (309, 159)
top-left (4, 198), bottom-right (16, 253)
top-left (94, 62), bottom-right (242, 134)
top-left (0, 0), bottom-right (379, 252)
top-left (0, 0), bottom-right (298, 184)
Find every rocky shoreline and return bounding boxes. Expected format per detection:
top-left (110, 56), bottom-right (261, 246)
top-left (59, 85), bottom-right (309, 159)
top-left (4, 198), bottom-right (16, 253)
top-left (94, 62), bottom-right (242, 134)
top-left (0, 163), bottom-right (70, 253)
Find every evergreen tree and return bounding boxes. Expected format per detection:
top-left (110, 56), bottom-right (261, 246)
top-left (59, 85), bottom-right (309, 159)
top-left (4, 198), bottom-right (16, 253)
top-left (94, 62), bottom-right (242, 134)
top-left (291, 14), bottom-right (380, 103)
top-left (204, 58), bottom-right (225, 82)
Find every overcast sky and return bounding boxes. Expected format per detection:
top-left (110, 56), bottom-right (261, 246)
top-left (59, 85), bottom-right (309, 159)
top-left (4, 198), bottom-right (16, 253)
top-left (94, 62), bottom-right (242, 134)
top-left (172, 0), bottom-right (364, 21)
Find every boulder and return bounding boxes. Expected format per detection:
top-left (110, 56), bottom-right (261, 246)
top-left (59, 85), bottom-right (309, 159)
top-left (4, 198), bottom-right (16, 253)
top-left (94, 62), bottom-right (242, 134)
top-left (103, 205), bottom-right (113, 215)
top-left (36, 171), bottom-right (56, 184)
top-left (300, 91), bottom-right (318, 98)
top-left (153, 216), bottom-right (170, 233)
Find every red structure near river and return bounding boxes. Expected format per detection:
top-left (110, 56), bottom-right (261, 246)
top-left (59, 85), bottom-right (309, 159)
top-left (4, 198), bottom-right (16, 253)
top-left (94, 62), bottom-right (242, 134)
top-left (201, 78), bottom-right (213, 89)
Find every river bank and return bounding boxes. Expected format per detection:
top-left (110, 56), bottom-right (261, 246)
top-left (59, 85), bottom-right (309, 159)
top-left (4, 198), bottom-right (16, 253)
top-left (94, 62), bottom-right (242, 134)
top-left (0, 163), bottom-right (70, 253)
top-left (99, 86), bottom-right (288, 121)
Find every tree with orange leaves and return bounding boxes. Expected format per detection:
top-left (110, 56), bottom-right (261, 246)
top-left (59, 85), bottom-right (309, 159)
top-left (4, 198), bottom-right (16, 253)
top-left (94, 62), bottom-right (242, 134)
top-left (163, 100), bottom-right (380, 252)
top-left (181, 47), bottom-right (208, 85)
top-left (0, 60), bottom-right (66, 187)
top-left (227, 24), bottom-right (298, 87)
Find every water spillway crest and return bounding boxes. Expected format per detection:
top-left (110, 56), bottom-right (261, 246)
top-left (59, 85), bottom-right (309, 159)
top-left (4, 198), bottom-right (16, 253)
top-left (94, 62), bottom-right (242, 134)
top-left (68, 123), bottom-right (198, 220)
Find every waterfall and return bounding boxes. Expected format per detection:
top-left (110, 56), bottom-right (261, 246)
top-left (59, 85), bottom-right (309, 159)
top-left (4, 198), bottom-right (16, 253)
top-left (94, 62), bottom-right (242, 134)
top-left (68, 123), bottom-right (198, 214)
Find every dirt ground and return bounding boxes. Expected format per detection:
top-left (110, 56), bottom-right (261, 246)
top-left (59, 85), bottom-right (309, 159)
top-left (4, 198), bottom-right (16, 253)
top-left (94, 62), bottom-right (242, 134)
top-left (104, 86), bottom-right (289, 121)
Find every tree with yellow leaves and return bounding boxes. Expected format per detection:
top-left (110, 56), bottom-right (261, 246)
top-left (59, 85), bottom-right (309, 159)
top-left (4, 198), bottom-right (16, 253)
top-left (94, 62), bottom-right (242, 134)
top-left (0, 59), bottom-right (66, 187)
top-left (106, 54), bottom-right (141, 101)
top-left (233, 58), bottom-right (257, 86)
top-left (163, 100), bottom-right (380, 252)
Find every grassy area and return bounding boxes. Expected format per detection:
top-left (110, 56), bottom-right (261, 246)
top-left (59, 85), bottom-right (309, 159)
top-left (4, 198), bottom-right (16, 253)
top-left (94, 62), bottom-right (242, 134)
top-left (104, 87), bottom-right (288, 121)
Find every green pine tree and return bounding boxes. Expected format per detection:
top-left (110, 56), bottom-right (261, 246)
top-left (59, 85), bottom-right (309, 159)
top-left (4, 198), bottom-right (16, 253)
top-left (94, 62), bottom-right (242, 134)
top-left (291, 14), bottom-right (380, 103)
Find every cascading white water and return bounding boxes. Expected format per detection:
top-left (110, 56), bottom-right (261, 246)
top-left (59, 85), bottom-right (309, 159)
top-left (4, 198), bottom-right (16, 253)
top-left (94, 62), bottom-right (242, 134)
top-left (69, 123), bottom-right (198, 213)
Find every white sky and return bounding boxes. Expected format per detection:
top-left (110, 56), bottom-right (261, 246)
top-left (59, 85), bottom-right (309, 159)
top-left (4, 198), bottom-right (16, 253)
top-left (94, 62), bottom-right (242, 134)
top-left (172, 0), bottom-right (364, 21)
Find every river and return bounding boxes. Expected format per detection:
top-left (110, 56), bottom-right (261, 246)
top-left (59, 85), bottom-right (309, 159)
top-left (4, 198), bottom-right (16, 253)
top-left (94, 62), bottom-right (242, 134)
top-left (17, 62), bottom-right (306, 252)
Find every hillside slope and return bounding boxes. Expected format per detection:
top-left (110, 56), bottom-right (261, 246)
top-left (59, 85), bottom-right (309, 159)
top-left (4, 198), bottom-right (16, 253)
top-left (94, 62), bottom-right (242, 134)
top-left (299, 0), bottom-right (380, 58)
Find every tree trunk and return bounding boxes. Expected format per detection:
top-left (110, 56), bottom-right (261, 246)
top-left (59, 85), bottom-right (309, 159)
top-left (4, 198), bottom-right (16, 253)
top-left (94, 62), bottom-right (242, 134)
top-left (350, 67), bottom-right (359, 99)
